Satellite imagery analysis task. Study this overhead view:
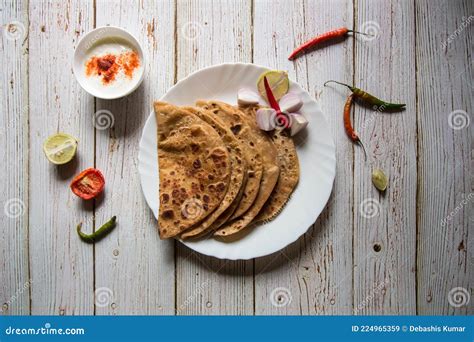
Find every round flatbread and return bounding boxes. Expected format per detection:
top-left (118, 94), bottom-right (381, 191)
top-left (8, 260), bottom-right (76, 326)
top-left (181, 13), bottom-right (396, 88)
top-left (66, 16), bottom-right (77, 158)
top-left (154, 101), bottom-right (231, 239)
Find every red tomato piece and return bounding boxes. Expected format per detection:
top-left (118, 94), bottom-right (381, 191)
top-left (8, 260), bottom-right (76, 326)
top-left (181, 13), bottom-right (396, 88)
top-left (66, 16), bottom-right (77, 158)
top-left (70, 168), bottom-right (105, 200)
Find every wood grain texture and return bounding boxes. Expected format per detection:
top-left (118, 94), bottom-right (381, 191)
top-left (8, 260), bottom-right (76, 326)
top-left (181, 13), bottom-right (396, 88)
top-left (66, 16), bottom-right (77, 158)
top-left (1, 0), bottom-right (472, 316)
top-left (175, 0), bottom-right (254, 315)
top-left (28, 0), bottom-right (95, 315)
top-left (353, 0), bottom-right (417, 314)
top-left (94, 0), bottom-right (176, 315)
top-left (0, 0), bottom-right (30, 315)
top-left (415, 0), bottom-right (473, 315)
top-left (253, 0), bottom-right (355, 315)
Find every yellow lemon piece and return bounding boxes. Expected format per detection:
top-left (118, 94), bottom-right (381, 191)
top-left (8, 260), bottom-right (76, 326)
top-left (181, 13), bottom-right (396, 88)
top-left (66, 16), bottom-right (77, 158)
top-left (43, 133), bottom-right (78, 165)
top-left (257, 70), bottom-right (289, 102)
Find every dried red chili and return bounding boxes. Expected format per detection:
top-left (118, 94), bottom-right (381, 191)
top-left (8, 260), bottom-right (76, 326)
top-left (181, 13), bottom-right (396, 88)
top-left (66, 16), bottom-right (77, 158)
top-left (344, 94), bottom-right (367, 160)
top-left (288, 27), bottom-right (371, 60)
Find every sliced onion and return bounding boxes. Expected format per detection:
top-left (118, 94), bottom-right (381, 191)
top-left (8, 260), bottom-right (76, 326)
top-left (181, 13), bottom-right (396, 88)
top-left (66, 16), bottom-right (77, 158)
top-left (272, 111), bottom-right (292, 130)
top-left (279, 92), bottom-right (303, 113)
top-left (237, 88), bottom-right (260, 106)
top-left (289, 113), bottom-right (308, 136)
top-left (256, 108), bottom-right (276, 131)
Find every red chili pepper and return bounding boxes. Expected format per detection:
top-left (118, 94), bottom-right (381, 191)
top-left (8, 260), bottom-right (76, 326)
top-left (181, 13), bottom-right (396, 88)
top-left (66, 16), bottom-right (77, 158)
top-left (344, 94), bottom-right (367, 160)
top-left (263, 76), bottom-right (291, 129)
top-left (263, 76), bottom-right (281, 111)
top-left (288, 27), bottom-right (371, 60)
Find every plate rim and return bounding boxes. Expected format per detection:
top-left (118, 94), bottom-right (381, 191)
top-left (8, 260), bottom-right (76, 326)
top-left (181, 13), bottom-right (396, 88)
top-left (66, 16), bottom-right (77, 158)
top-left (138, 62), bottom-right (336, 260)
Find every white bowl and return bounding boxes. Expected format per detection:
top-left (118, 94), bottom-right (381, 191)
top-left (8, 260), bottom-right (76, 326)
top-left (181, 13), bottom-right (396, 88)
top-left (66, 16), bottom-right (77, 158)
top-left (73, 26), bottom-right (145, 99)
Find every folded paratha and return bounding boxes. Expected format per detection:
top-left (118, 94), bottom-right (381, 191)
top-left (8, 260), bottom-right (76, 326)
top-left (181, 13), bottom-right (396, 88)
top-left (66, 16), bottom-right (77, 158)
top-left (196, 100), bottom-right (263, 223)
top-left (155, 101), bottom-right (231, 239)
top-left (197, 101), bottom-right (280, 237)
top-left (240, 105), bottom-right (300, 223)
top-left (180, 106), bottom-right (247, 239)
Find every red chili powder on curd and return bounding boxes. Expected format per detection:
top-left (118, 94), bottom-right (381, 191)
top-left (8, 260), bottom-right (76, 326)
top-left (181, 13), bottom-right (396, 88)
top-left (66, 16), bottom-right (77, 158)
top-left (85, 51), bottom-right (140, 85)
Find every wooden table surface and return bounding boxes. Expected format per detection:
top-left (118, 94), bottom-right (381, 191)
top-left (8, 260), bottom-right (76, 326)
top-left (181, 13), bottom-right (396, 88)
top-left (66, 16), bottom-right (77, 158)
top-left (1, 0), bottom-right (472, 316)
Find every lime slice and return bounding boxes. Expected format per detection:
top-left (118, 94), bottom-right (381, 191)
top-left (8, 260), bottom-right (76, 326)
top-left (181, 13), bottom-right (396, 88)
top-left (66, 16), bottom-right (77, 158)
top-left (257, 70), bottom-right (289, 102)
top-left (372, 169), bottom-right (388, 191)
top-left (43, 133), bottom-right (78, 165)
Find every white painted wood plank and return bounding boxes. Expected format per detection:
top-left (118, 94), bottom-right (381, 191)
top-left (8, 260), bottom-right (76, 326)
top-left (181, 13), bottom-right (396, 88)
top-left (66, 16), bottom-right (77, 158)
top-left (175, 0), bottom-right (254, 315)
top-left (353, 0), bottom-right (417, 314)
top-left (253, 0), bottom-right (354, 315)
top-left (0, 0), bottom-right (30, 315)
top-left (94, 0), bottom-right (176, 315)
top-left (28, 0), bottom-right (95, 315)
top-left (415, 0), bottom-right (473, 315)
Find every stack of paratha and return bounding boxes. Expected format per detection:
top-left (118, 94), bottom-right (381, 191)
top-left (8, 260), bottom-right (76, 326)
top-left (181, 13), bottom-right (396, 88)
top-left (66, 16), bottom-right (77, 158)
top-left (154, 100), bottom-right (300, 240)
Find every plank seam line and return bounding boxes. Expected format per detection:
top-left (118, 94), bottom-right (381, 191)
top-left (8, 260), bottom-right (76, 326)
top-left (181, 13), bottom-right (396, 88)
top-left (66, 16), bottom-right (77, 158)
top-left (250, 0), bottom-right (256, 316)
top-left (413, 0), bottom-right (420, 316)
top-left (92, 0), bottom-right (97, 316)
top-left (351, 0), bottom-right (357, 315)
top-left (173, 0), bottom-right (178, 316)
top-left (26, 0), bottom-right (32, 316)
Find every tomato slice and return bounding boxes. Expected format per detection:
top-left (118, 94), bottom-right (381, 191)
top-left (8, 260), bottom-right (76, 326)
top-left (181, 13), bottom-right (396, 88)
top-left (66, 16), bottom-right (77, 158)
top-left (70, 168), bottom-right (105, 200)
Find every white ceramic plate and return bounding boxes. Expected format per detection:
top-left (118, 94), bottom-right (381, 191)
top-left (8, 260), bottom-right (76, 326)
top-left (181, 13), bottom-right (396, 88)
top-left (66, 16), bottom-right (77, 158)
top-left (138, 63), bottom-right (336, 260)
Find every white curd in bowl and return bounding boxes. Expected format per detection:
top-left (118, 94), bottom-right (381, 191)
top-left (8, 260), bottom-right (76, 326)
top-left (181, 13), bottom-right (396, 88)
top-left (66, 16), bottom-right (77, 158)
top-left (73, 27), bottom-right (145, 99)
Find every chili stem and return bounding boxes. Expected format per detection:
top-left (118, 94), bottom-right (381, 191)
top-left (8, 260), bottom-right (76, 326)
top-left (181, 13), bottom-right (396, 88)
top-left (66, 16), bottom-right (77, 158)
top-left (324, 80), bottom-right (352, 89)
top-left (347, 29), bottom-right (374, 37)
top-left (358, 139), bottom-right (368, 161)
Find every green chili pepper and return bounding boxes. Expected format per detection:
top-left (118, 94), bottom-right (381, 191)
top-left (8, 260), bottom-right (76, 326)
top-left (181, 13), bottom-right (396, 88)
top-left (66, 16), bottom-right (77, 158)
top-left (77, 216), bottom-right (117, 243)
top-left (324, 80), bottom-right (406, 110)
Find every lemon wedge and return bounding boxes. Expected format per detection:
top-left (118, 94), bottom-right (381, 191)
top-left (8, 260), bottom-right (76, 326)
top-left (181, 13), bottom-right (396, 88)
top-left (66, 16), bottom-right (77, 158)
top-left (257, 70), bottom-right (289, 102)
top-left (43, 133), bottom-right (78, 165)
